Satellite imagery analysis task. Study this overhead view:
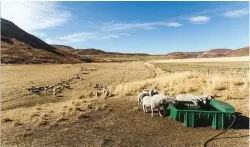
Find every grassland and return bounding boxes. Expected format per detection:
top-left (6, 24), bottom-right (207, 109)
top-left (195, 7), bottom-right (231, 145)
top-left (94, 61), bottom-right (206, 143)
top-left (1, 59), bottom-right (249, 147)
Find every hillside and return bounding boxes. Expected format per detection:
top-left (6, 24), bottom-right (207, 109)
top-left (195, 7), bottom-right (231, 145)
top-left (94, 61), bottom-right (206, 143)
top-left (227, 46), bottom-right (249, 57)
top-left (197, 49), bottom-right (233, 58)
top-left (52, 45), bottom-right (75, 50)
top-left (1, 18), bottom-right (59, 54)
top-left (1, 38), bottom-right (81, 64)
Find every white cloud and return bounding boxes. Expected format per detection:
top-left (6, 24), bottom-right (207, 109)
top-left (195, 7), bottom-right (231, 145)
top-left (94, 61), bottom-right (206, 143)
top-left (1, 1), bottom-right (71, 34)
top-left (100, 35), bottom-right (120, 40)
top-left (58, 32), bottom-right (97, 42)
top-left (223, 9), bottom-right (249, 17)
top-left (188, 16), bottom-right (210, 24)
top-left (57, 32), bottom-right (123, 43)
top-left (165, 22), bottom-right (182, 27)
top-left (100, 21), bottom-right (182, 31)
top-left (120, 33), bottom-right (131, 36)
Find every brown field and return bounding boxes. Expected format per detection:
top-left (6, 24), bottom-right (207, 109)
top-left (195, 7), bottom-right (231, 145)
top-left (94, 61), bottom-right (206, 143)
top-left (1, 60), bottom-right (249, 147)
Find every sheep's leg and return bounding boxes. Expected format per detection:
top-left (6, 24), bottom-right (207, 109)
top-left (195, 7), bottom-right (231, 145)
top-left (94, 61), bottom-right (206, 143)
top-left (143, 105), bottom-right (146, 113)
top-left (151, 108), bottom-right (154, 117)
top-left (163, 104), bottom-right (168, 116)
top-left (158, 107), bottom-right (163, 117)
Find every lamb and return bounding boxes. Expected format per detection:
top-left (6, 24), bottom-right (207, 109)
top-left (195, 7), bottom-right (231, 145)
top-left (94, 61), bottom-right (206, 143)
top-left (142, 96), bottom-right (152, 113)
top-left (151, 94), bottom-right (176, 117)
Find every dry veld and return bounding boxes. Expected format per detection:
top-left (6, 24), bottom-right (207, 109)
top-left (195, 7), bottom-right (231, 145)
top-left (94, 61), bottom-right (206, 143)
top-left (1, 58), bottom-right (249, 147)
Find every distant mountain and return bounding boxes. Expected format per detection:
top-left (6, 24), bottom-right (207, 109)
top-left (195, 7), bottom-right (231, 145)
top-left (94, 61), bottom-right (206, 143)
top-left (165, 48), bottom-right (249, 59)
top-left (227, 46), bottom-right (249, 57)
top-left (71, 48), bottom-right (149, 56)
top-left (197, 49), bottom-right (233, 58)
top-left (165, 51), bottom-right (204, 59)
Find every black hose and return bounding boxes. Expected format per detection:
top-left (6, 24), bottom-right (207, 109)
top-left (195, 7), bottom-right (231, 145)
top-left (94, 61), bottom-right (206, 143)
top-left (203, 114), bottom-right (236, 147)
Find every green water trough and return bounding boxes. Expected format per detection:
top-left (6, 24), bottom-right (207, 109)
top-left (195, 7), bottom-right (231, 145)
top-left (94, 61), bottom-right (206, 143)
top-left (169, 100), bottom-right (235, 129)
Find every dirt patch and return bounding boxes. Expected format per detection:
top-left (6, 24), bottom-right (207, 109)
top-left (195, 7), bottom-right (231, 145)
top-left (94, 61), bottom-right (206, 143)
top-left (1, 97), bottom-right (248, 147)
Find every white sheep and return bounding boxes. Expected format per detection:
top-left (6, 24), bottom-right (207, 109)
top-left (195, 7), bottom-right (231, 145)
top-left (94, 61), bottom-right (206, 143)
top-left (151, 94), bottom-right (175, 117)
top-left (142, 96), bottom-right (152, 113)
top-left (137, 90), bottom-right (149, 108)
top-left (175, 94), bottom-right (204, 106)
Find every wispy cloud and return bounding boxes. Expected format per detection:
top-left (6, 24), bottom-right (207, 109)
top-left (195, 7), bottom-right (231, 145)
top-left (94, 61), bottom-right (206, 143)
top-left (58, 32), bottom-right (97, 42)
top-left (188, 16), bottom-right (210, 24)
top-left (119, 33), bottom-right (131, 36)
top-left (100, 21), bottom-right (182, 31)
top-left (1, 1), bottom-right (71, 34)
top-left (223, 9), bottom-right (249, 17)
top-left (56, 32), bottom-right (128, 43)
top-left (100, 35), bottom-right (120, 40)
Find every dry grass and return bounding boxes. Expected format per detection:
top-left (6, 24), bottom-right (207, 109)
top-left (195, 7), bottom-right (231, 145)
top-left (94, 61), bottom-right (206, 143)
top-left (113, 71), bottom-right (249, 101)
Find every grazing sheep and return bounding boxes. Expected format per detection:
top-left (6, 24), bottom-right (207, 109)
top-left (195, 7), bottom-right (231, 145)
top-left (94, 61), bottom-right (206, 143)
top-left (176, 94), bottom-right (204, 106)
top-left (96, 90), bottom-right (101, 98)
top-left (198, 94), bottom-right (215, 108)
top-left (149, 89), bottom-right (159, 97)
top-left (142, 96), bottom-right (152, 113)
top-left (151, 94), bottom-right (175, 117)
top-left (137, 90), bottom-right (150, 108)
top-left (53, 86), bottom-right (63, 96)
top-left (103, 87), bottom-right (109, 98)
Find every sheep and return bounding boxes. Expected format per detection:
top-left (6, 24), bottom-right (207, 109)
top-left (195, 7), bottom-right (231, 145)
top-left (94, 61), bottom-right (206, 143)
top-left (96, 90), bottom-right (101, 98)
top-left (175, 94), bottom-right (204, 106)
top-left (151, 94), bottom-right (176, 117)
top-left (53, 86), bottom-right (63, 96)
top-left (198, 94), bottom-right (215, 108)
top-left (142, 96), bottom-right (152, 113)
top-left (137, 90), bottom-right (150, 108)
top-left (149, 89), bottom-right (159, 97)
top-left (103, 87), bottom-right (109, 99)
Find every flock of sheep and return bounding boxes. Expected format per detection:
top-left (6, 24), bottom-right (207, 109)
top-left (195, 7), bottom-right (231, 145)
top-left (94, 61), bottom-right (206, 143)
top-left (138, 89), bottom-right (215, 117)
top-left (27, 73), bottom-right (82, 95)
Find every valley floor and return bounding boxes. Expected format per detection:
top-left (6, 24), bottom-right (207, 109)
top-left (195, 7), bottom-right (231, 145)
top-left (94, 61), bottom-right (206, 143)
top-left (1, 61), bottom-right (249, 147)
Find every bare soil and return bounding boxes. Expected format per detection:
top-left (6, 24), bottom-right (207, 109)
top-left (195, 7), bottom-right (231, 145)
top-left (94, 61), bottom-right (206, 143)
top-left (1, 97), bottom-right (249, 147)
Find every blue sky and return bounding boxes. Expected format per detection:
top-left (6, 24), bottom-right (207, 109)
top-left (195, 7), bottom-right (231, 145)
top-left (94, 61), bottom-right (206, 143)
top-left (1, 1), bottom-right (249, 54)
